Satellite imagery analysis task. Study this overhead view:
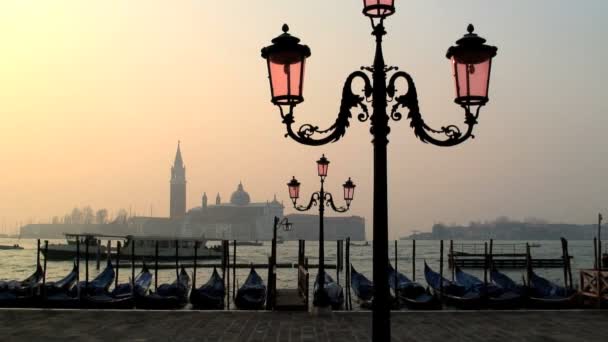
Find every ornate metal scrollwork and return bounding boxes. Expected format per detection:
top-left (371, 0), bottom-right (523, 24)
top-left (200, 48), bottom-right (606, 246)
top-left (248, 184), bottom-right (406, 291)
top-left (323, 193), bottom-right (349, 213)
top-left (387, 71), bottom-right (479, 147)
top-left (282, 71), bottom-right (372, 146)
top-left (294, 192), bottom-right (320, 212)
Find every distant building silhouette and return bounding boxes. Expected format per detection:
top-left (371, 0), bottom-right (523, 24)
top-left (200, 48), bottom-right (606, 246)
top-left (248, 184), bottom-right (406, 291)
top-left (170, 141), bottom-right (186, 219)
top-left (18, 142), bottom-right (366, 240)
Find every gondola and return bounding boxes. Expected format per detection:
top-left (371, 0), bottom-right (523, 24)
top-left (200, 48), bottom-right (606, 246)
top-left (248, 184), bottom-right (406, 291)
top-left (314, 271), bottom-right (344, 310)
top-left (424, 262), bottom-right (482, 309)
top-left (455, 267), bottom-right (523, 309)
top-left (235, 267), bottom-right (266, 310)
top-left (83, 264), bottom-right (153, 309)
top-left (0, 264), bottom-right (43, 307)
top-left (75, 259), bottom-right (116, 296)
top-left (190, 267), bottom-right (225, 310)
top-left (135, 266), bottom-right (190, 310)
top-left (526, 270), bottom-right (578, 309)
top-left (45, 260), bottom-right (115, 308)
top-left (388, 264), bottom-right (439, 310)
top-left (44, 261), bottom-right (78, 296)
top-left (350, 265), bottom-right (373, 302)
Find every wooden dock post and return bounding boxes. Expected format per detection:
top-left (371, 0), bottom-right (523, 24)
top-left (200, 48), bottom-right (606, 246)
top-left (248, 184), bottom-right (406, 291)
top-left (154, 240), bottom-right (159, 291)
top-left (336, 240), bottom-right (341, 286)
top-left (85, 237), bottom-right (90, 294)
top-left (36, 239), bottom-right (40, 268)
top-left (76, 237), bottom-right (81, 299)
top-left (175, 239), bottom-right (179, 280)
top-left (489, 239), bottom-right (494, 269)
top-left (115, 241), bottom-right (121, 289)
top-left (42, 240), bottom-right (48, 299)
top-left (483, 242), bottom-right (488, 293)
top-left (131, 239), bottom-right (135, 295)
top-left (594, 237), bottom-right (598, 269)
top-left (412, 239), bottom-right (416, 281)
top-left (439, 240), bottom-right (444, 302)
top-left (346, 237), bottom-right (352, 311)
top-left (193, 241), bottom-right (198, 291)
top-left (598, 213), bottom-right (603, 272)
top-left (449, 240), bottom-right (454, 281)
top-left (560, 238), bottom-right (569, 289)
top-left (96, 239), bottom-right (101, 271)
top-left (394, 240), bottom-right (399, 307)
top-left (226, 240), bottom-right (230, 310)
top-left (525, 243), bottom-right (532, 286)
top-left (233, 240), bottom-right (236, 303)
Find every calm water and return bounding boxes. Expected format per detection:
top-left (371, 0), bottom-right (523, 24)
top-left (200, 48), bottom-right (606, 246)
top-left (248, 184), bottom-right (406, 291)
top-left (0, 238), bottom-right (598, 308)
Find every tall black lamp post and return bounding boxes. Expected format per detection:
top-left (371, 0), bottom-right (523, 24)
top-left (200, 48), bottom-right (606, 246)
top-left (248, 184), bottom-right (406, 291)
top-left (287, 155), bottom-right (355, 307)
top-left (261, 1), bottom-right (497, 340)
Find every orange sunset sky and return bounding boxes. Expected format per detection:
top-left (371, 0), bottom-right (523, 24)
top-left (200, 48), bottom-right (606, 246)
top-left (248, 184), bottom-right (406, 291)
top-left (1, 1), bottom-right (607, 238)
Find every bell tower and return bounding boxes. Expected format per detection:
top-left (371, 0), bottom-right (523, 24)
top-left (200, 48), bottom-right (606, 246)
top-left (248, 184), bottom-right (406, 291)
top-left (170, 141), bottom-right (187, 218)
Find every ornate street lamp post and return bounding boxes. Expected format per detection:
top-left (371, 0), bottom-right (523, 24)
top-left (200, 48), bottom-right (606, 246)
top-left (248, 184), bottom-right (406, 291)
top-left (262, 1), bottom-right (497, 340)
top-left (287, 155), bottom-right (355, 307)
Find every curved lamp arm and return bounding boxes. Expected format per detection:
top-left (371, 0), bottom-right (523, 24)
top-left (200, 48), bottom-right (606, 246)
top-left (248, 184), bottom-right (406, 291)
top-left (387, 71), bottom-right (479, 147)
top-left (293, 192), bottom-right (320, 212)
top-left (280, 71), bottom-right (373, 146)
top-left (323, 193), bottom-right (350, 213)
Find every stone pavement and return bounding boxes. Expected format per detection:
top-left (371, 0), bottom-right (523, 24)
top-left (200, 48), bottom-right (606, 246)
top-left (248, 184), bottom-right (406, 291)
top-left (0, 309), bottom-right (607, 342)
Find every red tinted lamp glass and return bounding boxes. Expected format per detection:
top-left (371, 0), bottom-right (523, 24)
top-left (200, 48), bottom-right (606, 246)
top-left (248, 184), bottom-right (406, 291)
top-left (287, 177), bottom-right (301, 203)
top-left (316, 154), bottom-right (330, 178)
top-left (362, 0), bottom-right (395, 18)
top-left (343, 178), bottom-right (356, 206)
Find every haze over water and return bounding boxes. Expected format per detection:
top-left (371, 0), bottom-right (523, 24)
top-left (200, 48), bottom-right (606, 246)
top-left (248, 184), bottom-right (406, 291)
top-left (1, 1), bottom-right (607, 239)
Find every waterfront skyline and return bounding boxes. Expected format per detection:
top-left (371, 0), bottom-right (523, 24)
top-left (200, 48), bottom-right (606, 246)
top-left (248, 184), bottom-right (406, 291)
top-left (1, 1), bottom-right (607, 239)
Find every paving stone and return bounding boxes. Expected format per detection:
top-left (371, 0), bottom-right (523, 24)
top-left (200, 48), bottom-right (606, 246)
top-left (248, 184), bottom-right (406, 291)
top-left (0, 310), bottom-right (607, 342)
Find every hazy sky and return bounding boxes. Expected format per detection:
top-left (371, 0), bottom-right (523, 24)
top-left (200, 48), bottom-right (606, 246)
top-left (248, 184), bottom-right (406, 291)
top-left (1, 1), bottom-right (607, 238)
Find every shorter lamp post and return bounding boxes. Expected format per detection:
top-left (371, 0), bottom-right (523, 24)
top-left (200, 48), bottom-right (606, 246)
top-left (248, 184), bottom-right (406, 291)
top-left (287, 155), bottom-right (355, 307)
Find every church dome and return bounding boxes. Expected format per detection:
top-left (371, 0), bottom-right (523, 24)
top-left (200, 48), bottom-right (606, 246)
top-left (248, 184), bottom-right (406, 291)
top-left (230, 182), bottom-right (251, 206)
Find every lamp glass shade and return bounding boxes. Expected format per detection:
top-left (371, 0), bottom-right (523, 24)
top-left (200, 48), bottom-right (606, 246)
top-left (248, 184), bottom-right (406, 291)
top-left (451, 57), bottom-right (492, 106)
top-left (343, 178), bottom-right (356, 205)
top-left (267, 52), bottom-right (306, 105)
top-left (316, 155), bottom-right (330, 178)
top-left (362, 0), bottom-right (395, 18)
top-left (287, 177), bottom-right (301, 201)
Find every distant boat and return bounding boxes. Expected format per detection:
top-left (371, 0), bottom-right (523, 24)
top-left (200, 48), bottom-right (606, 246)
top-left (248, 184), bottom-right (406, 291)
top-left (42, 234), bottom-right (222, 261)
top-left (229, 241), bottom-right (264, 247)
top-left (351, 241), bottom-right (369, 247)
top-left (0, 244), bottom-right (23, 250)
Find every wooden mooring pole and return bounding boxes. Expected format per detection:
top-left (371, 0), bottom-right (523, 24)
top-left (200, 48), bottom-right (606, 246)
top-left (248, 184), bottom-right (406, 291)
top-left (96, 239), bottom-right (101, 271)
top-left (76, 237), bottom-right (81, 299)
top-left (439, 240), bottom-right (444, 302)
top-left (483, 242), bottom-right (488, 293)
top-left (154, 240), bottom-right (159, 291)
top-left (131, 239), bottom-right (135, 295)
top-left (394, 240), bottom-right (398, 307)
top-left (412, 239), bottom-right (416, 281)
top-left (233, 240), bottom-right (236, 302)
top-left (85, 238), bottom-right (90, 294)
top-left (115, 241), bottom-right (121, 289)
top-left (346, 237), bottom-right (352, 311)
top-left (449, 240), bottom-right (454, 281)
top-left (36, 239), bottom-right (40, 268)
top-left (42, 240), bottom-right (48, 299)
top-left (192, 241), bottom-right (198, 294)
